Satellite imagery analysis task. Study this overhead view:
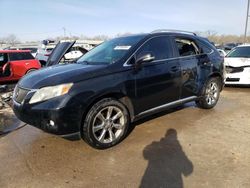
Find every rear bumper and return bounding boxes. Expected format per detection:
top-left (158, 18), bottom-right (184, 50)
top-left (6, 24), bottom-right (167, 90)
top-left (12, 96), bottom-right (83, 135)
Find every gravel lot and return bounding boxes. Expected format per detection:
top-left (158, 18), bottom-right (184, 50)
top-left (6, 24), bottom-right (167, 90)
top-left (0, 87), bottom-right (250, 188)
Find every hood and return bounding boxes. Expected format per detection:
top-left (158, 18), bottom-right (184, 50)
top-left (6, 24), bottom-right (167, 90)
top-left (46, 41), bottom-right (75, 66)
top-left (224, 57), bottom-right (250, 67)
top-left (18, 63), bottom-right (108, 89)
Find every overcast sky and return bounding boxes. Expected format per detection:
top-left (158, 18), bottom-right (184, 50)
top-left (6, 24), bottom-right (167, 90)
top-left (0, 0), bottom-right (248, 41)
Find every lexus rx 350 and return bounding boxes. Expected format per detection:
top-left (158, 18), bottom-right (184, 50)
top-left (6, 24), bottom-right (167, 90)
top-left (13, 30), bottom-right (224, 149)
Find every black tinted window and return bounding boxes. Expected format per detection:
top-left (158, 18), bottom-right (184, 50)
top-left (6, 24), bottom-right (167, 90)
top-left (175, 38), bottom-right (199, 57)
top-left (136, 36), bottom-right (173, 61)
top-left (226, 46), bottom-right (250, 58)
top-left (9, 52), bottom-right (34, 61)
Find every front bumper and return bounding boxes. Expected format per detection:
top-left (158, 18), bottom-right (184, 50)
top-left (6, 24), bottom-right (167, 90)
top-left (225, 67), bottom-right (250, 85)
top-left (12, 94), bottom-right (83, 135)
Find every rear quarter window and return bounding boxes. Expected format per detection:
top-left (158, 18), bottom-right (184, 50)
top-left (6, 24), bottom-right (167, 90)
top-left (196, 40), bottom-right (213, 54)
top-left (9, 52), bottom-right (34, 61)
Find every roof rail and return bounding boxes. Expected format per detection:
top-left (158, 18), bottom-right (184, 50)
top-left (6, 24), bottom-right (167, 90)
top-left (151, 29), bottom-right (197, 36)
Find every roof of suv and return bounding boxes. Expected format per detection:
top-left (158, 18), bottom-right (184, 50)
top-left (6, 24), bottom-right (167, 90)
top-left (0, 50), bottom-right (31, 53)
top-left (150, 29), bottom-right (196, 36)
top-left (117, 30), bottom-right (197, 39)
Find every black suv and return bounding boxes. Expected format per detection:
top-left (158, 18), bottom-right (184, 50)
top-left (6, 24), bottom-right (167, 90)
top-left (13, 30), bottom-right (224, 149)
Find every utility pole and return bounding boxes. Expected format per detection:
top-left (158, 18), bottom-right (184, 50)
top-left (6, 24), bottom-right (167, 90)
top-left (244, 0), bottom-right (250, 43)
top-left (62, 27), bottom-right (66, 38)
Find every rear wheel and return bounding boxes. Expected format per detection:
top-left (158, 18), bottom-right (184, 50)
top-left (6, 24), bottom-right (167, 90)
top-left (82, 98), bottom-right (129, 149)
top-left (196, 77), bottom-right (221, 109)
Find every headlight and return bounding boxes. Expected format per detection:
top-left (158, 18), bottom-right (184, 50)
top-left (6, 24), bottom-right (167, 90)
top-left (29, 83), bottom-right (73, 104)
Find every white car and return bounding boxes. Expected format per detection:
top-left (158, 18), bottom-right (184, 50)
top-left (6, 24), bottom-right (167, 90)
top-left (224, 44), bottom-right (250, 85)
top-left (64, 46), bottom-right (88, 60)
top-left (35, 47), bottom-right (54, 66)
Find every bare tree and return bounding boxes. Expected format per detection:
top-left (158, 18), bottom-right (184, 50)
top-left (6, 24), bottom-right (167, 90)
top-left (4, 34), bottom-right (20, 46)
top-left (195, 30), bottom-right (250, 44)
top-left (0, 37), bottom-right (5, 47)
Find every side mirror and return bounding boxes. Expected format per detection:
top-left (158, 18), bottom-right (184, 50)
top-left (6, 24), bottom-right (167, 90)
top-left (136, 53), bottom-right (155, 65)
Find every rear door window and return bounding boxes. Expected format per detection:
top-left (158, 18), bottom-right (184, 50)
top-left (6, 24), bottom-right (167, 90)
top-left (9, 52), bottom-right (34, 61)
top-left (174, 38), bottom-right (199, 57)
top-left (136, 36), bottom-right (173, 61)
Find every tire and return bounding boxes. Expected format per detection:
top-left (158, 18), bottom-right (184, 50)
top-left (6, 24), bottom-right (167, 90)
top-left (26, 69), bottom-right (37, 75)
top-left (196, 77), bottom-right (221, 109)
top-left (82, 98), bottom-right (130, 149)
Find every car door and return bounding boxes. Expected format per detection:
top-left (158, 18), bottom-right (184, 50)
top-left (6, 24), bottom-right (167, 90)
top-left (172, 36), bottom-right (200, 98)
top-left (195, 39), bottom-right (219, 88)
top-left (132, 36), bottom-right (182, 114)
top-left (8, 52), bottom-right (34, 78)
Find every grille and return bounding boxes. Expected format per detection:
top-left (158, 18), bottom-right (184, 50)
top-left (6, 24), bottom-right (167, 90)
top-left (226, 66), bottom-right (244, 74)
top-left (14, 86), bottom-right (30, 104)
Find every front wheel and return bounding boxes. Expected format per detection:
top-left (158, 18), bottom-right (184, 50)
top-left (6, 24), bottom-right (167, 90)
top-left (82, 98), bottom-right (129, 149)
top-left (196, 77), bottom-right (221, 109)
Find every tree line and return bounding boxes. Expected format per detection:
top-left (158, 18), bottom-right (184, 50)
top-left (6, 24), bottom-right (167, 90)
top-left (1, 31), bottom-right (250, 46)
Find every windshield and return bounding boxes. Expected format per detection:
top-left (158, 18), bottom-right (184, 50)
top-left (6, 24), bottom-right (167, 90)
top-left (77, 35), bottom-right (145, 65)
top-left (226, 46), bottom-right (250, 58)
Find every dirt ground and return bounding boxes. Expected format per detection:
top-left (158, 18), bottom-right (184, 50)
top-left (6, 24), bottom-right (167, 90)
top-left (0, 87), bottom-right (250, 188)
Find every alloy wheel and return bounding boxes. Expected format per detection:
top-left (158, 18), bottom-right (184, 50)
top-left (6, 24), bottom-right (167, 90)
top-left (92, 106), bottom-right (125, 144)
top-left (205, 81), bottom-right (219, 105)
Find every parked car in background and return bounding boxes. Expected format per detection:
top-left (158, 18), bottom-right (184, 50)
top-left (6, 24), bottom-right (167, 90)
top-left (217, 49), bottom-right (227, 57)
top-left (224, 44), bottom-right (250, 85)
top-left (64, 46), bottom-right (88, 60)
top-left (35, 47), bottom-right (54, 66)
top-left (224, 43), bottom-right (237, 52)
top-left (36, 43), bottom-right (89, 67)
top-left (19, 47), bottom-right (38, 57)
top-left (35, 39), bottom-right (57, 66)
top-left (4, 47), bottom-right (38, 57)
top-left (13, 30), bottom-right (224, 149)
top-left (0, 50), bottom-right (41, 83)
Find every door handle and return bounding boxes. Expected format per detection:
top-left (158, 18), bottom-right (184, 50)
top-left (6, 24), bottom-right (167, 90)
top-left (25, 62), bottom-right (30, 65)
top-left (170, 66), bottom-right (179, 72)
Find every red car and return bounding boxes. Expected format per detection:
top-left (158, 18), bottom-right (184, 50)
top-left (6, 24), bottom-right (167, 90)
top-left (0, 50), bottom-right (41, 83)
